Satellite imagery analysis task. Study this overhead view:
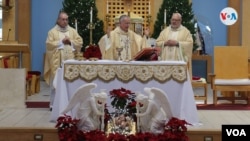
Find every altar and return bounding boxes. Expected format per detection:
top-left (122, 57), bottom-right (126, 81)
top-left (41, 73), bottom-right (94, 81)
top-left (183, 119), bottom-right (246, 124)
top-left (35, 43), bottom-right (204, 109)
top-left (50, 60), bottom-right (199, 126)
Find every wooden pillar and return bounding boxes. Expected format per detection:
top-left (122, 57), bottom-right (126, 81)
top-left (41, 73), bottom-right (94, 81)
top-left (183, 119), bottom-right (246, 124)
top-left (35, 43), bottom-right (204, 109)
top-left (227, 0), bottom-right (241, 46)
top-left (17, 0), bottom-right (31, 70)
top-left (242, 0), bottom-right (250, 55)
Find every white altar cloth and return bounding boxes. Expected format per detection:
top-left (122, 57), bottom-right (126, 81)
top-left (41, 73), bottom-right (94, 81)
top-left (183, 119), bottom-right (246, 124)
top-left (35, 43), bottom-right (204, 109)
top-left (50, 60), bottom-right (199, 126)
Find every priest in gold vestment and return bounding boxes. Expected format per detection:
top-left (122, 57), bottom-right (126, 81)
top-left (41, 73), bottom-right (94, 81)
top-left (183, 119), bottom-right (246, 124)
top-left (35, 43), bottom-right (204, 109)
top-left (44, 11), bottom-right (83, 109)
top-left (156, 13), bottom-right (193, 78)
top-left (98, 15), bottom-right (150, 60)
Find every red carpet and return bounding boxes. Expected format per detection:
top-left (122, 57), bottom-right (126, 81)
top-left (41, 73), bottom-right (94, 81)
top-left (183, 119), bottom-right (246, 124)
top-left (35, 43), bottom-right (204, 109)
top-left (197, 104), bottom-right (250, 110)
top-left (26, 101), bottom-right (250, 110)
top-left (26, 101), bottom-right (50, 108)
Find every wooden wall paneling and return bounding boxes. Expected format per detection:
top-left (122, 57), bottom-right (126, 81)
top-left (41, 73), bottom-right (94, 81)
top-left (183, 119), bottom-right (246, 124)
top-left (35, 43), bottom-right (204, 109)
top-left (1, 0), bottom-right (31, 70)
top-left (2, 0), bottom-right (15, 41)
top-left (101, 0), bottom-right (152, 32)
top-left (16, 0), bottom-right (31, 70)
top-left (97, 0), bottom-right (191, 36)
top-left (228, 0), bottom-right (250, 57)
top-left (227, 0), bottom-right (241, 46)
top-left (242, 0), bottom-right (250, 57)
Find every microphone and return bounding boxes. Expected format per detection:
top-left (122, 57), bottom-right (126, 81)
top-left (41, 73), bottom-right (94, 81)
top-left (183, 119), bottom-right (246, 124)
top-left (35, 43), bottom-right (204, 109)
top-left (7, 28), bottom-right (11, 41)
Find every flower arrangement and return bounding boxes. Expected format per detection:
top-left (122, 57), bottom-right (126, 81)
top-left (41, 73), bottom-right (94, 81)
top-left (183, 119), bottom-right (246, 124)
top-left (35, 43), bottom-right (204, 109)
top-left (108, 88), bottom-right (137, 135)
top-left (109, 87), bottom-right (136, 110)
top-left (55, 114), bottom-right (80, 141)
top-left (163, 117), bottom-right (190, 141)
top-left (56, 88), bottom-right (190, 141)
top-left (56, 115), bottom-right (189, 141)
top-left (83, 44), bottom-right (102, 59)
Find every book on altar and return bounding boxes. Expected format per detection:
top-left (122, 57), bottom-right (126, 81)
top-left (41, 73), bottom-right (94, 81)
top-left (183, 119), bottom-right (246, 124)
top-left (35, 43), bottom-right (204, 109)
top-left (133, 47), bottom-right (161, 61)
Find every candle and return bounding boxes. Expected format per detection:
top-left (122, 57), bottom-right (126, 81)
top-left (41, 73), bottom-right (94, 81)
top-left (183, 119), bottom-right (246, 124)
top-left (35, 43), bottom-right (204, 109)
top-left (107, 0), bottom-right (109, 14)
top-left (6, 0), bottom-right (10, 6)
top-left (148, 1), bottom-right (150, 15)
top-left (90, 7), bottom-right (93, 23)
top-left (164, 9), bottom-right (166, 24)
top-left (75, 19), bottom-right (78, 31)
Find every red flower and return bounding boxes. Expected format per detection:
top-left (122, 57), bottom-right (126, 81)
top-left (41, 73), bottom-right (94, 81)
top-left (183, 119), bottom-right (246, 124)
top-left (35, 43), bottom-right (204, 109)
top-left (83, 130), bottom-right (106, 141)
top-left (107, 133), bottom-right (127, 141)
top-left (83, 44), bottom-right (102, 59)
top-left (110, 88), bottom-right (131, 99)
top-left (163, 117), bottom-right (191, 141)
top-left (55, 115), bottom-right (80, 141)
top-left (128, 101), bottom-right (136, 107)
top-left (55, 92), bottom-right (190, 141)
top-left (55, 116), bottom-right (190, 141)
top-left (109, 87), bottom-right (135, 109)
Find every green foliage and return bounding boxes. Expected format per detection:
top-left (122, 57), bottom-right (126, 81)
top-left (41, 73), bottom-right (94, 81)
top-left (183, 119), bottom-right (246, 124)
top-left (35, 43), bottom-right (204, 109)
top-left (152, 0), bottom-right (198, 51)
top-left (62, 0), bottom-right (105, 52)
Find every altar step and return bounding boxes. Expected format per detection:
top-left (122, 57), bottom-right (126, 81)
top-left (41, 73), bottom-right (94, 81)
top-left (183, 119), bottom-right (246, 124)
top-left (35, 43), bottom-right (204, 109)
top-left (0, 128), bottom-right (221, 141)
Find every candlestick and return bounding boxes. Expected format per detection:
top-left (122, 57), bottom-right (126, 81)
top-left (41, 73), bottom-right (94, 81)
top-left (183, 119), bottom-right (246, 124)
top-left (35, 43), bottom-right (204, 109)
top-left (87, 23), bottom-right (95, 45)
top-left (75, 19), bottom-right (78, 31)
top-left (164, 9), bottom-right (166, 24)
top-left (148, 1), bottom-right (150, 15)
top-left (90, 7), bottom-right (93, 23)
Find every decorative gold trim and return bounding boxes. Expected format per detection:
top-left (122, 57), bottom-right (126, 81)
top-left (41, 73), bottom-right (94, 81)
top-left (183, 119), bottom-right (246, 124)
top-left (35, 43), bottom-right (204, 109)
top-left (64, 63), bottom-right (187, 83)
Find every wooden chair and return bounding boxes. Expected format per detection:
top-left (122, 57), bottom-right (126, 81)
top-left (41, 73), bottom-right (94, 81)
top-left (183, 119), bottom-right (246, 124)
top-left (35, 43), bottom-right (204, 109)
top-left (28, 71), bottom-right (41, 94)
top-left (210, 46), bottom-right (250, 105)
top-left (191, 55), bottom-right (212, 104)
top-left (25, 71), bottom-right (41, 99)
top-left (192, 78), bottom-right (207, 104)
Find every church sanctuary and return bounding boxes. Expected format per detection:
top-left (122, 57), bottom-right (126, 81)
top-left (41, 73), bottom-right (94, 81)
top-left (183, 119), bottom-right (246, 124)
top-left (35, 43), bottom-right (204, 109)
top-left (1, 0), bottom-right (250, 141)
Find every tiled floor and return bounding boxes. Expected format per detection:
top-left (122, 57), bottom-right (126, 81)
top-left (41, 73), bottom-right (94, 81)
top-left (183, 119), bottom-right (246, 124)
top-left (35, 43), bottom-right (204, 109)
top-left (1, 80), bottom-right (250, 130)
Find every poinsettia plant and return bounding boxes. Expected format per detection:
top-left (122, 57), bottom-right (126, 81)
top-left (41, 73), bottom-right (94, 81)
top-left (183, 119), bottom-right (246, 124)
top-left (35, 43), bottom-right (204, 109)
top-left (109, 87), bottom-right (136, 110)
top-left (55, 114), bottom-right (80, 141)
top-left (56, 88), bottom-right (190, 141)
top-left (56, 115), bottom-right (190, 141)
top-left (126, 99), bottom-right (137, 115)
top-left (163, 117), bottom-right (191, 141)
top-left (83, 44), bottom-right (102, 59)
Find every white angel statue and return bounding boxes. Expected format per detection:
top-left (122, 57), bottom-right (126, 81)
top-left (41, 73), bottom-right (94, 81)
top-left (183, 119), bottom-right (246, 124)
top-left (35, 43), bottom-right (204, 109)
top-left (135, 87), bottom-right (173, 134)
top-left (61, 83), bottom-right (107, 131)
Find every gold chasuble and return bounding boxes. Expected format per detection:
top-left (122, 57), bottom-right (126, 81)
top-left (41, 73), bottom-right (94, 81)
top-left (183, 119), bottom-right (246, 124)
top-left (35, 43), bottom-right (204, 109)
top-left (44, 25), bottom-right (83, 85)
top-left (156, 25), bottom-right (193, 78)
top-left (99, 27), bottom-right (148, 60)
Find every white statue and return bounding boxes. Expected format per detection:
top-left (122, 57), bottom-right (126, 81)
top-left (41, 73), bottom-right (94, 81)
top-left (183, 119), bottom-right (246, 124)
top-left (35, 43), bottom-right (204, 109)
top-left (135, 87), bottom-right (173, 134)
top-left (61, 83), bottom-right (107, 131)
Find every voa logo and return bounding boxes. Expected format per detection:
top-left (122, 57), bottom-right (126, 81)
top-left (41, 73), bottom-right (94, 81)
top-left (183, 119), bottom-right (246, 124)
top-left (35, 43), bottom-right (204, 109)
top-left (222, 125), bottom-right (250, 140)
top-left (226, 129), bottom-right (246, 136)
top-left (220, 7), bottom-right (238, 26)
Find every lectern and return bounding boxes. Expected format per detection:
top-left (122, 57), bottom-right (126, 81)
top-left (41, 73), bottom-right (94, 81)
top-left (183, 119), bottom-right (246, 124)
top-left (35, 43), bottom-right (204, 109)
top-left (0, 42), bottom-right (30, 68)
